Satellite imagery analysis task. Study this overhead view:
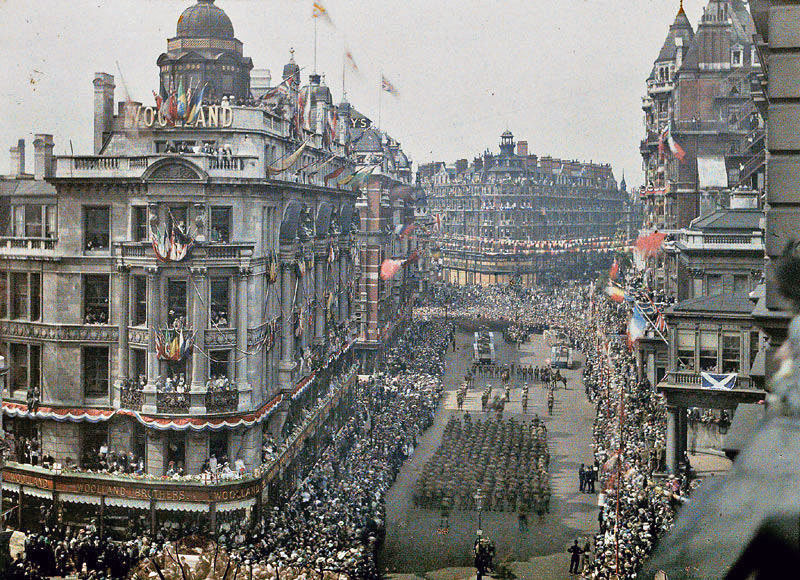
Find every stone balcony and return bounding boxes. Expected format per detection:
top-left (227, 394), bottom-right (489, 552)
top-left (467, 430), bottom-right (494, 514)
top-left (115, 240), bottom-right (254, 268)
top-left (0, 237), bottom-right (58, 259)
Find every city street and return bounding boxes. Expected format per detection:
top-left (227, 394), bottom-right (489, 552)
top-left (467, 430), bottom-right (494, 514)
top-left (381, 328), bottom-right (599, 579)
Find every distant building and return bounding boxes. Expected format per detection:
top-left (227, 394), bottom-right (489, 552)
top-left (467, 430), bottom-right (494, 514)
top-left (422, 131), bottom-right (629, 287)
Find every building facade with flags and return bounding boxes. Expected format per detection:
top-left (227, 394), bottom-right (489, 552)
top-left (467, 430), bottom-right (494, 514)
top-left (0, 0), bottom-right (375, 529)
top-left (421, 131), bottom-right (630, 287)
top-left (639, 1), bottom-right (764, 232)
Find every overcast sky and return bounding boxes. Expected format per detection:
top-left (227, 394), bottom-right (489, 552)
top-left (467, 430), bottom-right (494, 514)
top-left (0, 0), bottom-right (713, 187)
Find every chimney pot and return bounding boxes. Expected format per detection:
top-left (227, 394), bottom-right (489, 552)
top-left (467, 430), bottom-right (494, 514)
top-left (33, 134), bottom-right (54, 180)
top-left (9, 139), bottom-right (25, 177)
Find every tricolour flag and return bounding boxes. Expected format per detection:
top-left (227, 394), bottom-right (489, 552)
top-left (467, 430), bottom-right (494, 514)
top-left (381, 74), bottom-right (399, 96)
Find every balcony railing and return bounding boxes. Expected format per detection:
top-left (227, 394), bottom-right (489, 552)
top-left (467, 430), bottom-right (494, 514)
top-left (664, 371), bottom-right (754, 390)
top-left (56, 154), bottom-right (261, 179)
top-left (115, 241), bottom-right (255, 263)
top-left (0, 237), bottom-right (57, 256)
top-left (156, 391), bottom-right (190, 414)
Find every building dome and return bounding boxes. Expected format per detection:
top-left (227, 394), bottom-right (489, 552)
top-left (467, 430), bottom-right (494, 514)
top-left (177, 0), bottom-right (235, 40)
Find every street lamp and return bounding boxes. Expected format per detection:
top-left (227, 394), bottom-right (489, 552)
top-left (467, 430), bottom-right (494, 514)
top-left (474, 486), bottom-right (485, 536)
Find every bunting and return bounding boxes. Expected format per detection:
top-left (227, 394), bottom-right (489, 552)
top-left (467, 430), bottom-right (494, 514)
top-left (268, 142), bottom-right (308, 175)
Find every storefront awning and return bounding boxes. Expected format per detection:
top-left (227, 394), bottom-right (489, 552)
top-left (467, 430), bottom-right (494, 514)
top-left (2, 482), bottom-right (20, 494)
top-left (104, 497), bottom-right (150, 509)
top-left (24, 487), bottom-right (54, 500)
top-left (697, 156), bottom-right (728, 188)
top-left (60, 492), bottom-right (100, 505)
top-left (216, 498), bottom-right (256, 512)
top-left (156, 501), bottom-right (208, 512)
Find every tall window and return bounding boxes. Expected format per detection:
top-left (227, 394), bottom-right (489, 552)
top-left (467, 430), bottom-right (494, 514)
top-left (168, 206), bottom-right (188, 234)
top-left (11, 273), bottom-right (28, 320)
top-left (210, 350), bottom-right (230, 378)
top-left (84, 275), bottom-right (110, 324)
top-left (210, 278), bottom-right (230, 327)
top-left (84, 207), bottom-right (110, 251)
top-left (132, 206), bottom-right (149, 242)
top-left (210, 207), bottom-right (232, 243)
top-left (734, 274), bottom-right (749, 293)
top-left (677, 330), bottom-right (695, 371)
top-left (8, 343), bottom-right (40, 393)
top-left (0, 272), bottom-right (7, 319)
top-left (699, 331), bottom-right (718, 372)
top-left (24, 205), bottom-right (43, 237)
top-left (84, 347), bottom-right (110, 398)
top-left (133, 276), bottom-right (147, 326)
top-left (30, 273), bottom-right (40, 321)
top-left (131, 349), bottom-right (146, 382)
top-left (167, 280), bottom-right (187, 327)
top-left (722, 332), bottom-right (741, 373)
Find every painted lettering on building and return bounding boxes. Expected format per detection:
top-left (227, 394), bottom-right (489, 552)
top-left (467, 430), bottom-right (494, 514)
top-left (135, 105), bottom-right (234, 129)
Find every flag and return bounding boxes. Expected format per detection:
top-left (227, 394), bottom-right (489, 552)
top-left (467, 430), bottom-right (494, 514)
top-left (186, 83), bottom-right (207, 124)
top-left (166, 92), bottom-right (178, 124)
top-left (381, 74), bottom-right (399, 96)
top-left (324, 108), bottom-right (338, 148)
top-left (635, 231), bottom-right (667, 258)
top-left (609, 258), bottom-right (619, 281)
top-left (655, 310), bottom-right (668, 334)
top-left (627, 307), bottom-right (647, 344)
top-left (605, 283), bottom-right (626, 303)
top-left (176, 78), bottom-right (187, 120)
top-left (667, 132), bottom-right (686, 162)
top-left (380, 259), bottom-right (404, 281)
top-left (433, 213), bottom-right (444, 231)
top-left (312, 1), bottom-right (332, 23)
top-left (268, 142), bottom-right (308, 174)
top-left (345, 50), bottom-right (359, 73)
top-left (324, 165), bottom-right (347, 186)
top-left (399, 223), bottom-right (416, 238)
top-left (701, 372), bottom-right (737, 390)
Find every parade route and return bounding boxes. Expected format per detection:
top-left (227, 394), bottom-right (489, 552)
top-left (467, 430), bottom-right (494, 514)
top-left (381, 328), bottom-right (599, 579)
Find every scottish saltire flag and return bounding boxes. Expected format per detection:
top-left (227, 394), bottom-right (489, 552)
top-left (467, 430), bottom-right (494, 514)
top-left (701, 372), bottom-right (737, 390)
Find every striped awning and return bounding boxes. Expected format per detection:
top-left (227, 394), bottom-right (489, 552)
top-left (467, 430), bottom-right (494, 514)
top-left (60, 492), bottom-right (100, 505)
top-left (216, 497), bottom-right (256, 512)
top-left (156, 501), bottom-right (208, 512)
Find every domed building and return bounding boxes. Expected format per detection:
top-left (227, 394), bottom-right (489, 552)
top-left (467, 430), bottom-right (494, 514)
top-left (157, 0), bottom-right (253, 102)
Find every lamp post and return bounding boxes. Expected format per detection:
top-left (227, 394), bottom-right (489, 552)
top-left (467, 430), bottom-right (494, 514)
top-left (474, 486), bottom-right (485, 536)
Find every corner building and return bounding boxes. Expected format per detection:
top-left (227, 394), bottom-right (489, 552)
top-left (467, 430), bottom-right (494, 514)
top-left (1, 0), bottom-right (363, 530)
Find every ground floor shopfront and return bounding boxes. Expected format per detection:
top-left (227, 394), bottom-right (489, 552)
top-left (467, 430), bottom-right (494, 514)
top-left (1, 363), bottom-right (359, 536)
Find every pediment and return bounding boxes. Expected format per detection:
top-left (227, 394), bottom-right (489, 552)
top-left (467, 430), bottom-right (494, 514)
top-left (142, 159), bottom-right (207, 182)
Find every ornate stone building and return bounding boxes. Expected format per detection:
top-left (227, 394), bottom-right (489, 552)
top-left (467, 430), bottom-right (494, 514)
top-left (0, 0), bottom-right (373, 531)
top-left (422, 131), bottom-right (629, 287)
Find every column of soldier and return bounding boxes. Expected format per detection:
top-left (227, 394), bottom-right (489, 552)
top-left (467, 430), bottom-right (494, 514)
top-left (413, 414), bottom-right (551, 520)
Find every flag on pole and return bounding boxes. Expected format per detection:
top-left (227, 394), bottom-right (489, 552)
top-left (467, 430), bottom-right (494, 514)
top-left (605, 283), bottom-right (626, 303)
top-left (268, 142), bottom-right (308, 174)
top-left (345, 50), bottom-right (359, 73)
top-left (609, 258), bottom-right (619, 281)
top-left (312, 1), bottom-right (333, 24)
top-left (381, 74), bottom-right (399, 96)
top-left (186, 83), bottom-right (207, 124)
top-left (176, 78), bottom-right (187, 119)
top-left (324, 165), bottom-right (348, 186)
top-left (627, 307), bottom-right (648, 345)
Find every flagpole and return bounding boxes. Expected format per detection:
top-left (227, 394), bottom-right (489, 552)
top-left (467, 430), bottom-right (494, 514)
top-left (342, 50), bottom-right (347, 100)
top-left (378, 73), bottom-right (382, 130)
top-left (313, 17), bottom-right (318, 73)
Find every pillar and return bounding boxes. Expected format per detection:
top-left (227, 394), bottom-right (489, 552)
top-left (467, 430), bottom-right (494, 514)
top-left (144, 266), bottom-right (160, 402)
top-left (338, 238), bottom-right (349, 323)
top-left (665, 405), bottom-right (679, 475)
top-left (237, 267), bottom-right (252, 410)
top-left (313, 239), bottom-right (327, 344)
top-left (146, 431), bottom-right (166, 476)
top-left (190, 267), bottom-right (208, 399)
top-left (185, 432), bottom-right (209, 475)
top-left (677, 406), bottom-right (688, 463)
top-left (114, 265), bottom-right (130, 407)
top-left (279, 244), bottom-right (297, 391)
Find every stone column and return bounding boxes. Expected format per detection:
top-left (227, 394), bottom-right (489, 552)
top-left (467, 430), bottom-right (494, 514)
top-left (146, 431), bottom-right (166, 476)
top-left (114, 265), bottom-right (130, 407)
top-left (185, 432), bottom-right (208, 475)
top-left (665, 405), bottom-right (679, 475)
top-left (339, 238), bottom-right (349, 323)
top-left (677, 406), bottom-right (688, 464)
top-left (241, 424), bottom-right (262, 472)
top-left (142, 266), bottom-right (160, 414)
top-left (313, 239), bottom-right (328, 345)
top-left (190, 267), bottom-right (208, 394)
top-left (279, 244), bottom-right (297, 395)
top-left (237, 267), bottom-right (252, 411)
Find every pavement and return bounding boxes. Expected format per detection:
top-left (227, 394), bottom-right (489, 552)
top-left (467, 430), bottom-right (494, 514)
top-left (380, 330), bottom-right (601, 579)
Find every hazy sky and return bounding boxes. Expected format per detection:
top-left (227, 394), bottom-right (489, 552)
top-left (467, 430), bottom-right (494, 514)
top-left (0, 0), bottom-right (712, 187)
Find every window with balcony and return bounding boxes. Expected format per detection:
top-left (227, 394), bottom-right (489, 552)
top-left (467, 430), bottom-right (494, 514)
top-left (84, 207), bottom-right (110, 251)
top-left (699, 331), bottom-right (718, 372)
top-left (722, 332), bottom-right (741, 374)
top-left (210, 350), bottom-right (230, 378)
top-left (133, 276), bottom-right (147, 326)
top-left (132, 206), bottom-right (149, 242)
top-left (677, 330), bottom-right (695, 371)
top-left (167, 279), bottom-right (187, 328)
top-left (84, 347), bottom-right (109, 398)
top-left (131, 348), bottom-right (146, 383)
top-left (210, 207), bottom-right (232, 243)
top-left (84, 275), bottom-right (110, 325)
top-left (210, 278), bottom-right (230, 327)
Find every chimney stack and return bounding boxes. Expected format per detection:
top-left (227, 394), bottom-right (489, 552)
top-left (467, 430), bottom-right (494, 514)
top-left (33, 134), bottom-right (54, 180)
top-left (9, 139), bottom-right (25, 176)
top-left (516, 141), bottom-right (528, 157)
top-left (93, 72), bottom-right (116, 154)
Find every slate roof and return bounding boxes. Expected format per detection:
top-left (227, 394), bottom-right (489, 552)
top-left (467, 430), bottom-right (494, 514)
top-left (0, 177), bottom-right (56, 198)
top-left (668, 293), bottom-right (755, 315)
top-left (690, 208), bottom-right (762, 232)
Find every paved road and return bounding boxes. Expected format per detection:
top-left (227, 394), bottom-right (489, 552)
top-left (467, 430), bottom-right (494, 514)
top-left (380, 329), bottom-right (599, 579)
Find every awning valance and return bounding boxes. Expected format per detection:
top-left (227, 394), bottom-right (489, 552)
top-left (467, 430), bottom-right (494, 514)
top-left (697, 156), bottom-right (728, 188)
top-left (105, 497), bottom-right (150, 509)
top-left (156, 501), bottom-right (208, 512)
top-left (216, 498), bottom-right (256, 512)
top-left (24, 487), bottom-right (53, 500)
top-left (2, 482), bottom-right (20, 494)
top-left (60, 492), bottom-right (100, 505)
